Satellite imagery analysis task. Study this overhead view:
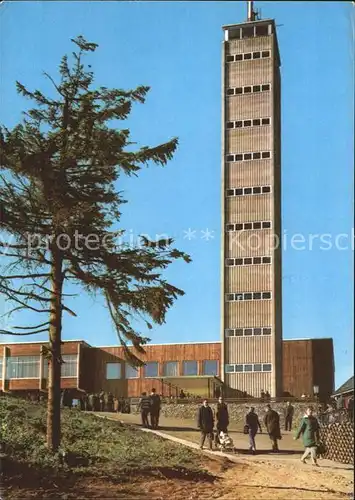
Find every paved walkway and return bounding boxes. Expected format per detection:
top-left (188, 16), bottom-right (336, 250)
top-left (95, 411), bottom-right (354, 476)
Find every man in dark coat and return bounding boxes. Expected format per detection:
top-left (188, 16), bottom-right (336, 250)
top-left (263, 404), bottom-right (281, 452)
top-left (149, 388), bottom-right (161, 429)
top-left (215, 396), bottom-right (229, 446)
top-left (138, 392), bottom-right (151, 428)
top-left (246, 407), bottom-right (262, 454)
top-left (197, 399), bottom-right (214, 450)
top-left (284, 401), bottom-right (294, 431)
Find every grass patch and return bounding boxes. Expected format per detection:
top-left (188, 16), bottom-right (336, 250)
top-left (0, 395), bottom-right (214, 497)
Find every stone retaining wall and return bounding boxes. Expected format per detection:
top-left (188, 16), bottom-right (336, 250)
top-left (320, 422), bottom-right (354, 465)
top-left (133, 401), bottom-right (318, 428)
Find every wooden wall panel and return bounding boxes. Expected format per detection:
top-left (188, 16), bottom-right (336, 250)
top-left (282, 340), bottom-right (314, 398)
top-left (312, 338), bottom-right (335, 400)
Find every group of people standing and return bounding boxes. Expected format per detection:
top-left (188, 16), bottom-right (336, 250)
top-left (138, 388), bottom-right (161, 429)
top-left (60, 389), bottom-right (130, 413)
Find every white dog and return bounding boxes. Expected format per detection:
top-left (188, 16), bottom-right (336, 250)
top-left (218, 431), bottom-right (235, 451)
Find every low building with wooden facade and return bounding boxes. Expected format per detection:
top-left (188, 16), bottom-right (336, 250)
top-left (0, 337), bottom-right (334, 400)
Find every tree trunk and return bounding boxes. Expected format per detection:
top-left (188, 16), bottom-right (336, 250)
top-left (46, 247), bottom-right (63, 451)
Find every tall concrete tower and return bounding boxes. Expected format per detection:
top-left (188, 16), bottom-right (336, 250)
top-left (221, 2), bottom-right (282, 397)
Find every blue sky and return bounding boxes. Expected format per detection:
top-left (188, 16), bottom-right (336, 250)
top-left (0, 1), bottom-right (353, 387)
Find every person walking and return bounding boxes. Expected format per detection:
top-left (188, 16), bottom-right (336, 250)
top-left (284, 401), bottom-right (294, 431)
top-left (197, 399), bottom-right (214, 450)
top-left (99, 390), bottom-right (106, 412)
top-left (149, 388), bottom-right (161, 429)
top-left (138, 392), bottom-right (151, 428)
top-left (294, 406), bottom-right (320, 466)
top-left (263, 404), bottom-right (281, 452)
top-left (214, 396), bottom-right (229, 446)
top-left (246, 407), bottom-right (262, 454)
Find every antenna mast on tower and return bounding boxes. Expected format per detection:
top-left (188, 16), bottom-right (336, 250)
top-left (247, 1), bottom-right (259, 22)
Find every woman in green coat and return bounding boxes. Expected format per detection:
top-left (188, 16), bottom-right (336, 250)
top-left (294, 406), bottom-right (320, 466)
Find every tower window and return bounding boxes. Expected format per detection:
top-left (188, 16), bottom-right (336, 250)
top-left (262, 221), bottom-right (272, 229)
top-left (225, 364), bottom-right (235, 373)
top-left (261, 84), bottom-right (270, 91)
top-left (226, 155), bottom-right (234, 162)
top-left (254, 364), bottom-right (262, 372)
top-left (253, 292), bottom-right (262, 300)
top-left (256, 25), bottom-right (270, 37)
top-left (235, 54), bottom-right (243, 61)
top-left (244, 153), bottom-right (252, 160)
top-left (226, 224), bottom-right (235, 232)
top-left (235, 223), bottom-right (243, 231)
top-left (262, 256), bottom-right (272, 264)
top-left (244, 223), bottom-right (253, 230)
top-left (262, 151), bottom-right (271, 159)
top-left (244, 86), bottom-right (252, 94)
top-left (226, 293), bottom-right (235, 302)
top-left (226, 189), bottom-right (235, 196)
top-left (235, 188), bottom-right (243, 196)
top-left (226, 88), bottom-right (235, 96)
top-left (262, 186), bottom-right (271, 193)
top-left (253, 187), bottom-right (262, 194)
top-left (244, 258), bottom-right (253, 265)
top-left (253, 85), bottom-right (261, 92)
top-left (253, 222), bottom-right (262, 229)
top-left (253, 119), bottom-right (261, 126)
top-left (254, 328), bottom-right (262, 336)
top-left (244, 364), bottom-right (253, 372)
top-left (224, 327), bottom-right (272, 337)
top-left (244, 53), bottom-right (252, 60)
top-left (253, 152), bottom-right (261, 160)
top-left (235, 258), bottom-right (243, 266)
top-left (227, 121), bottom-right (234, 129)
top-left (225, 329), bottom-right (235, 337)
top-left (235, 121), bottom-right (243, 128)
top-left (262, 50), bottom-right (271, 58)
top-left (226, 258), bottom-right (235, 266)
top-left (241, 27), bottom-right (254, 39)
top-left (262, 364), bottom-right (272, 372)
top-left (235, 329), bottom-right (243, 336)
top-left (244, 293), bottom-right (253, 301)
top-left (235, 294), bottom-right (243, 301)
top-left (262, 118), bottom-right (270, 125)
top-left (244, 187), bottom-right (253, 195)
top-left (253, 52), bottom-right (261, 59)
top-left (263, 328), bottom-right (272, 335)
top-left (235, 364), bottom-right (244, 372)
top-left (235, 154), bottom-right (243, 161)
top-left (244, 120), bottom-right (252, 127)
top-left (262, 292), bottom-right (272, 300)
top-left (253, 257), bottom-right (262, 264)
top-left (244, 329), bottom-right (253, 336)
top-left (226, 55), bottom-right (234, 62)
top-left (235, 87), bottom-right (243, 94)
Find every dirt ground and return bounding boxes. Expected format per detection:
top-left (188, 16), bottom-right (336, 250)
top-left (5, 453), bottom-right (353, 499)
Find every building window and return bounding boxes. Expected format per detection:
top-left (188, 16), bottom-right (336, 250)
top-left (106, 363), bottom-right (122, 380)
top-left (225, 151), bottom-right (272, 163)
top-left (253, 51), bottom-right (261, 59)
top-left (163, 361), bottom-right (178, 377)
top-left (6, 356), bottom-right (40, 379)
top-left (61, 354), bottom-right (78, 377)
top-left (226, 55), bottom-right (234, 62)
top-left (225, 291), bottom-right (272, 302)
top-left (225, 221), bottom-right (272, 232)
top-left (126, 364), bottom-right (139, 379)
top-left (235, 54), bottom-right (243, 61)
top-left (144, 362), bottom-right (158, 378)
top-left (225, 363), bottom-right (272, 373)
top-left (262, 364), bottom-right (272, 372)
top-left (262, 50), bottom-right (271, 58)
top-left (183, 360), bottom-right (198, 376)
top-left (225, 255), bottom-right (272, 267)
top-left (203, 360), bottom-right (218, 376)
top-left (227, 84), bottom-right (271, 96)
top-left (225, 327), bottom-right (272, 337)
top-left (256, 25), bottom-right (270, 37)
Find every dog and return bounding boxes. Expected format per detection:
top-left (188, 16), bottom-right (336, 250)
top-left (218, 431), bottom-right (235, 452)
top-left (316, 442), bottom-right (326, 459)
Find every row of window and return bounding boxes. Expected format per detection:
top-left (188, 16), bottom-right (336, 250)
top-left (226, 83), bottom-right (271, 96)
top-left (106, 360), bottom-right (219, 380)
top-left (226, 221), bottom-right (272, 232)
top-left (226, 50), bottom-right (271, 63)
top-left (226, 185), bottom-right (271, 197)
top-left (225, 256), bottom-right (272, 267)
top-left (229, 24), bottom-right (270, 40)
top-left (226, 151), bottom-right (271, 162)
top-left (226, 117), bottom-right (270, 129)
top-left (225, 327), bottom-right (272, 337)
top-left (225, 363), bottom-right (272, 373)
top-left (225, 291), bottom-right (272, 302)
top-left (0, 355), bottom-right (77, 379)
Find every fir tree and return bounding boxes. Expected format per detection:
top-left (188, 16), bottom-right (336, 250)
top-left (0, 36), bottom-right (190, 451)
